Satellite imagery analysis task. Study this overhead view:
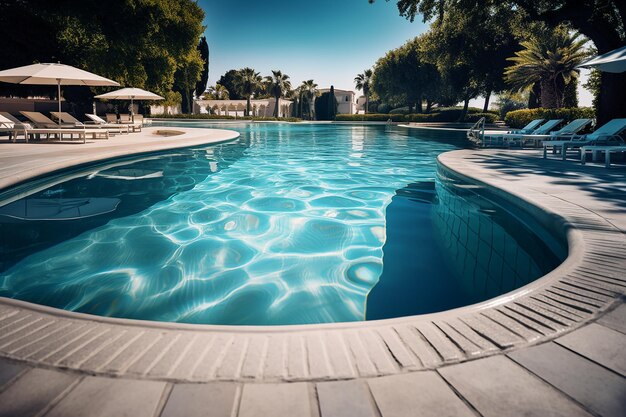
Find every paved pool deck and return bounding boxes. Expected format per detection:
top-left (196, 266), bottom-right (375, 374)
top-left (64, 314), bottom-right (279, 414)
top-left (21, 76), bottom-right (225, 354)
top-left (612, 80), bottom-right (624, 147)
top-left (0, 134), bottom-right (624, 416)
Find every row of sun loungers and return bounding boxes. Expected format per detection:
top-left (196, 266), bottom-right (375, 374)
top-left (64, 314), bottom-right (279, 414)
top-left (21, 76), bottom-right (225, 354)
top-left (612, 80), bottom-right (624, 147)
top-left (0, 111), bottom-right (146, 143)
top-left (469, 116), bottom-right (626, 167)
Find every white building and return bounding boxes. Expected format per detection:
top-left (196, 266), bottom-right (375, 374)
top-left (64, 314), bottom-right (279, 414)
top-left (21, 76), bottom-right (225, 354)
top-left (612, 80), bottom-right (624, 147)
top-left (318, 88), bottom-right (356, 114)
top-left (193, 98), bottom-right (293, 117)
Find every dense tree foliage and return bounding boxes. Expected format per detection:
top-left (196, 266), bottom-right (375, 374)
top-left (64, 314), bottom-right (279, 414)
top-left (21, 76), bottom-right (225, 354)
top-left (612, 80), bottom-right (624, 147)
top-left (216, 70), bottom-right (244, 100)
top-left (265, 71), bottom-right (291, 117)
top-left (354, 70), bottom-right (373, 113)
top-left (315, 92), bottom-right (338, 121)
top-left (196, 36), bottom-right (210, 97)
top-left (234, 68), bottom-right (263, 116)
top-left (299, 80), bottom-right (319, 120)
top-left (0, 0), bottom-right (205, 108)
top-left (505, 25), bottom-right (587, 109)
top-left (371, 0), bottom-right (626, 123)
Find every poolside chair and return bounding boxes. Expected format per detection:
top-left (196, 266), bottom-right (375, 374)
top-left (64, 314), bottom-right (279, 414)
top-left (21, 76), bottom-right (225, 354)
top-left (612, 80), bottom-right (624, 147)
top-left (119, 113), bottom-right (142, 132)
top-left (483, 119), bottom-right (563, 148)
top-left (84, 114), bottom-right (130, 134)
top-left (105, 113), bottom-right (118, 123)
top-left (0, 113), bottom-right (106, 143)
top-left (54, 111), bottom-right (132, 135)
top-left (21, 111), bottom-right (72, 128)
top-left (508, 119), bottom-right (546, 135)
top-left (543, 118), bottom-right (626, 160)
top-left (515, 118), bottom-right (593, 148)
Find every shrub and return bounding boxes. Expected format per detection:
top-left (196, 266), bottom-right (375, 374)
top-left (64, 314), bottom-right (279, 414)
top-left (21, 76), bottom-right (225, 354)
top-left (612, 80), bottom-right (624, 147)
top-left (151, 114), bottom-right (302, 122)
top-left (335, 114), bottom-right (406, 122)
top-left (465, 113), bottom-right (498, 123)
top-left (377, 103), bottom-right (392, 114)
top-left (504, 107), bottom-right (595, 128)
top-left (389, 107), bottom-right (411, 114)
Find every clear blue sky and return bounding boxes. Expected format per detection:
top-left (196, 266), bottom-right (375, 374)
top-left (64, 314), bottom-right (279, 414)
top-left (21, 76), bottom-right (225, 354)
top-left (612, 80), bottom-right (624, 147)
top-left (197, 0), bottom-right (592, 106)
top-left (198, 0), bottom-right (426, 92)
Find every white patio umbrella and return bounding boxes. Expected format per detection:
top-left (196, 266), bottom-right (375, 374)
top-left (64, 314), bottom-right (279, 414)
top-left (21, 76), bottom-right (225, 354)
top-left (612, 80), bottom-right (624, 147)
top-left (94, 87), bottom-right (164, 122)
top-left (0, 63), bottom-right (120, 121)
top-left (579, 45), bottom-right (626, 73)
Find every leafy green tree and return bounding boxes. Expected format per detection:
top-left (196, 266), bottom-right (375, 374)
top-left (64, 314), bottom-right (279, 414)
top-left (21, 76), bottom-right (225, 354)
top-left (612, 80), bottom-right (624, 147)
top-left (235, 68), bottom-right (263, 116)
top-left (217, 70), bottom-right (244, 100)
top-left (505, 25), bottom-right (587, 109)
top-left (265, 70), bottom-right (292, 117)
top-left (315, 92), bottom-right (338, 121)
top-left (196, 36), bottom-right (210, 97)
top-left (0, 0), bottom-right (204, 113)
top-left (299, 80), bottom-right (319, 120)
top-left (354, 70), bottom-right (373, 113)
top-left (205, 84), bottom-right (229, 100)
top-left (371, 0), bottom-right (626, 123)
top-left (174, 49), bottom-right (204, 113)
top-left (328, 85), bottom-right (337, 120)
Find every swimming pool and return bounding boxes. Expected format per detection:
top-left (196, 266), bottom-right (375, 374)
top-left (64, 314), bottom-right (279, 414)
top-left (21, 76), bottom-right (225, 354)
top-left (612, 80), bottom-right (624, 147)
top-left (0, 123), bottom-right (565, 325)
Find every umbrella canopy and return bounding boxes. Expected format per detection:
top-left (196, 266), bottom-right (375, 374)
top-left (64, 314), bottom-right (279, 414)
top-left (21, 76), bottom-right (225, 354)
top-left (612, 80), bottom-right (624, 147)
top-left (579, 45), bottom-right (626, 73)
top-left (95, 88), bottom-right (163, 122)
top-left (94, 87), bottom-right (164, 100)
top-left (0, 63), bottom-right (120, 116)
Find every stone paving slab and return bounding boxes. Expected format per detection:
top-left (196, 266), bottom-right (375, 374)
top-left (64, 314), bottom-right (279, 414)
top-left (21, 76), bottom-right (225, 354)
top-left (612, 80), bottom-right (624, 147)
top-left (317, 380), bottom-right (378, 417)
top-left (238, 382), bottom-right (314, 417)
top-left (45, 376), bottom-right (167, 417)
top-left (556, 323), bottom-right (626, 377)
top-left (0, 368), bottom-right (80, 417)
top-left (439, 355), bottom-right (593, 417)
top-left (368, 371), bottom-right (475, 417)
top-left (597, 303), bottom-right (626, 334)
top-left (0, 360), bottom-right (27, 390)
top-left (160, 383), bottom-right (239, 417)
top-left (509, 342), bottom-right (626, 417)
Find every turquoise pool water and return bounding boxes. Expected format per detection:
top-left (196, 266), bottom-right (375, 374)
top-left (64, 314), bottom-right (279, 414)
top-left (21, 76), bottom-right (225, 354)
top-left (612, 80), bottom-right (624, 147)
top-left (0, 123), bottom-right (564, 325)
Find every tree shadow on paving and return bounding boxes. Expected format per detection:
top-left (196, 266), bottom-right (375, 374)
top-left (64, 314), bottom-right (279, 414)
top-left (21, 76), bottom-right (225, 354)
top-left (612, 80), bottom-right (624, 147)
top-left (464, 151), bottom-right (626, 213)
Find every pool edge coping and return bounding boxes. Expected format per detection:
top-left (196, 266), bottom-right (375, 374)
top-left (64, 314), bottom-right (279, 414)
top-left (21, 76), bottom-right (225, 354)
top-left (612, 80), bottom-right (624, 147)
top-left (0, 145), bottom-right (623, 383)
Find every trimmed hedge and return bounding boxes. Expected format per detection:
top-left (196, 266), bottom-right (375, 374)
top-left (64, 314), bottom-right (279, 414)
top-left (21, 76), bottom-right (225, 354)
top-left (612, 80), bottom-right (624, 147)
top-left (504, 107), bottom-right (595, 129)
top-left (151, 114), bottom-right (302, 122)
top-left (335, 111), bottom-right (498, 124)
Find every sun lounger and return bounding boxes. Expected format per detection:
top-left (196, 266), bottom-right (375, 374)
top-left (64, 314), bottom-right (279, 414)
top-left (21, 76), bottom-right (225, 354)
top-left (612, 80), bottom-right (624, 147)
top-left (3, 114), bottom-right (108, 143)
top-left (84, 114), bottom-right (130, 134)
top-left (480, 119), bottom-right (562, 148)
top-left (119, 114), bottom-right (142, 132)
top-left (50, 111), bottom-right (128, 135)
top-left (543, 118), bottom-right (626, 160)
top-left (105, 113), bottom-right (118, 123)
top-left (513, 118), bottom-right (593, 148)
top-left (20, 111), bottom-right (75, 128)
top-left (0, 113), bottom-right (31, 141)
top-left (580, 145), bottom-right (626, 167)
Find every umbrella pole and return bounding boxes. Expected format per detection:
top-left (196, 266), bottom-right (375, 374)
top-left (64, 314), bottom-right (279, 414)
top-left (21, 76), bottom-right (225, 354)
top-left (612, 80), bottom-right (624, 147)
top-left (131, 97), bottom-right (134, 123)
top-left (57, 79), bottom-right (62, 124)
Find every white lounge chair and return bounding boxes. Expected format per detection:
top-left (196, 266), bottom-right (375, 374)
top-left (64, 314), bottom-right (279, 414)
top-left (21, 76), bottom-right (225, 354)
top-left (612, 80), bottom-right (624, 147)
top-left (515, 118), bottom-right (593, 148)
top-left (543, 118), bottom-right (626, 160)
top-left (580, 145), bottom-right (626, 167)
top-left (480, 119), bottom-right (562, 148)
top-left (84, 114), bottom-right (130, 134)
top-left (20, 111), bottom-right (109, 141)
top-left (52, 111), bottom-right (126, 135)
top-left (119, 114), bottom-right (142, 132)
top-left (0, 114), bottom-right (105, 143)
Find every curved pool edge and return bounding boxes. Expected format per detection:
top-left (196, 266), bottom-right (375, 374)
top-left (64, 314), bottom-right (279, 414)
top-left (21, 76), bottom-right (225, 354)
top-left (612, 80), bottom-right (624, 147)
top-left (0, 148), bottom-right (623, 383)
top-left (0, 126), bottom-right (240, 192)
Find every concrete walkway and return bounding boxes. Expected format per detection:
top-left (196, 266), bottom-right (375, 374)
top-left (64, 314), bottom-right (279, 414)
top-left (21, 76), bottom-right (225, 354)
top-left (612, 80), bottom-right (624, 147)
top-left (0, 144), bottom-right (624, 416)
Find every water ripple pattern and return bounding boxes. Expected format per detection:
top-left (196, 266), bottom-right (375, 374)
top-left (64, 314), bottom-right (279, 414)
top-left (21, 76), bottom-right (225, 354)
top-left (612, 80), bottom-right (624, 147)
top-left (0, 124), bottom-right (459, 325)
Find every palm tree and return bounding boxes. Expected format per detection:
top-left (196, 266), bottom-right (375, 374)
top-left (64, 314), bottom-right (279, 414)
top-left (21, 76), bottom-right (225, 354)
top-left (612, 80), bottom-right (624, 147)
top-left (265, 70), bottom-right (292, 117)
top-left (354, 69), bottom-right (373, 113)
top-left (300, 80), bottom-right (319, 120)
top-left (504, 26), bottom-right (587, 109)
top-left (235, 67), bottom-right (262, 116)
top-left (206, 84), bottom-right (229, 100)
